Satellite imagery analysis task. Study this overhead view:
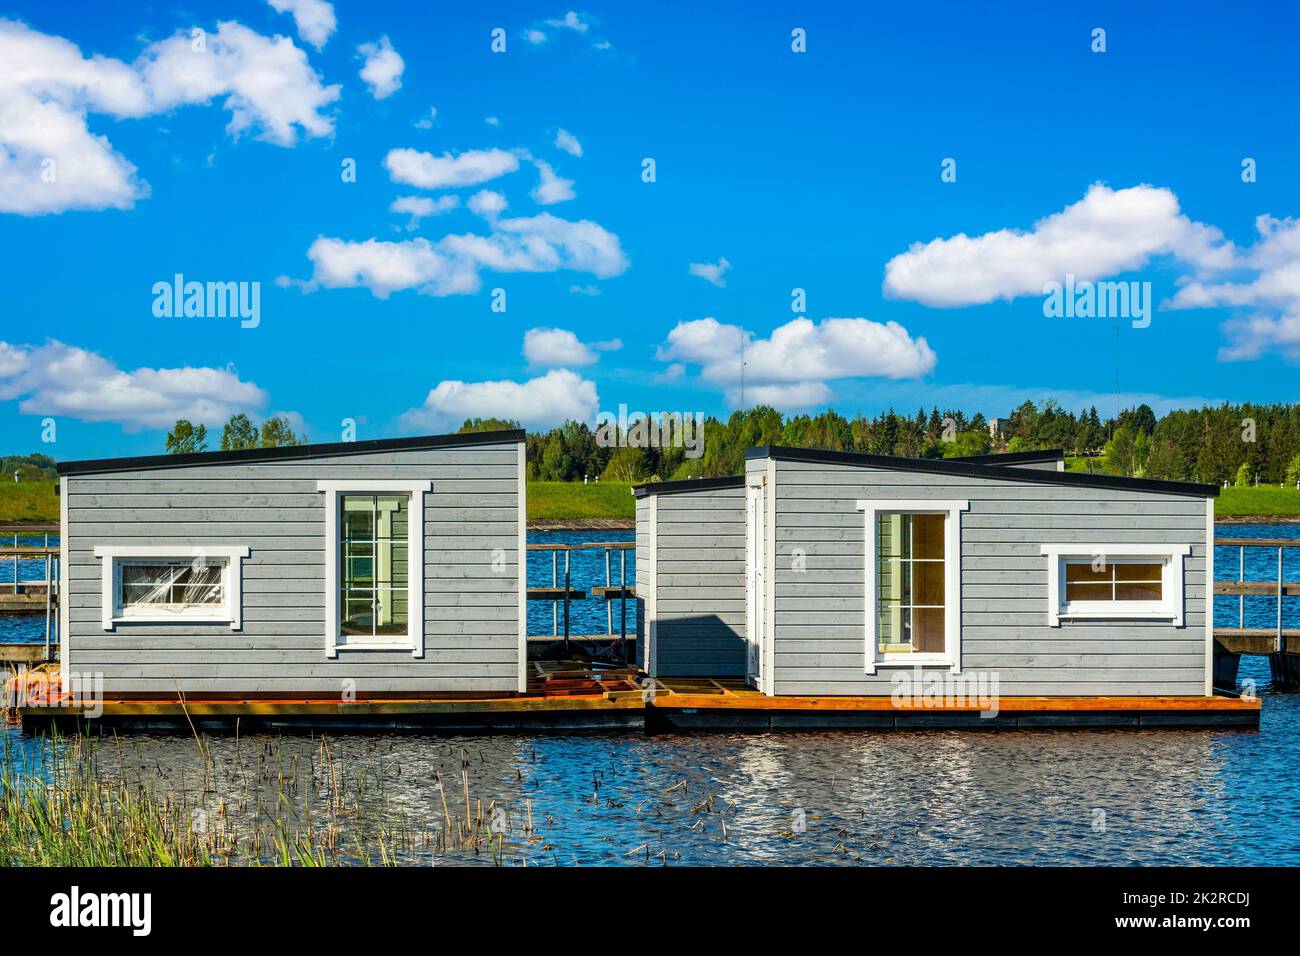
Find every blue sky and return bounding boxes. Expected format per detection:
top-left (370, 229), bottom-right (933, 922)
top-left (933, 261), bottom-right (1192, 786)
top-left (2, 0), bottom-right (1299, 460)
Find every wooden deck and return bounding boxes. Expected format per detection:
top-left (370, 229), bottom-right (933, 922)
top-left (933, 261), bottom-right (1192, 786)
top-left (10, 667), bottom-right (1259, 732)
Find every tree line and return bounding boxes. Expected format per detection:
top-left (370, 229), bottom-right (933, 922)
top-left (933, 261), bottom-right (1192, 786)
top-left (159, 399), bottom-right (1300, 487)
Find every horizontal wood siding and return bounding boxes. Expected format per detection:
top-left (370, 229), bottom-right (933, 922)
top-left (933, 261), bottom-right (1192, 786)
top-left (649, 486), bottom-right (746, 676)
top-left (65, 444), bottom-right (521, 694)
top-left (770, 458), bottom-right (1209, 696)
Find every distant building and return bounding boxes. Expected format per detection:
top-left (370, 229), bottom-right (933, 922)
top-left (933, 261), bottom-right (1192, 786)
top-left (987, 416), bottom-right (1006, 438)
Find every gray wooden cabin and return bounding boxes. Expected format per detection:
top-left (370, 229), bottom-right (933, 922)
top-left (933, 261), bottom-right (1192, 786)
top-left (631, 448), bottom-right (1069, 681)
top-left (57, 430), bottom-right (526, 697)
top-left (743, 446), bottom-right (1216, 697)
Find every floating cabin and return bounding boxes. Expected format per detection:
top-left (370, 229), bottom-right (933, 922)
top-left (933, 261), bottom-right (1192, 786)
top-left (55, 430), bottom-right (527, 699)
top-left (636, 446), bottom-right (1218, 699)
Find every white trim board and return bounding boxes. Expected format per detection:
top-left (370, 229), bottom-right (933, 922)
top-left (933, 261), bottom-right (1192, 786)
top-left (855, 499), bottom-right (969, 675)
top-left (316, 480), bottom-right (432, 658)
top-left (1040, 543), bottom-right (1191, 627)
top-left (516, 442), bottom-right (528, 694)
top-left (92, 545), bottom-right (250, 631)
top-left (1204, 501), bottom-right (1215, 697)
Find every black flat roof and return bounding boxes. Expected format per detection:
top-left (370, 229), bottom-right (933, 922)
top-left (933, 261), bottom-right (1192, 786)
top-left (949, 448), bottom-right (1064, 466)
top-left (57, 429), bottom-right (525, 476)
top-left (632, 475), bottom-right (746, 498)
top-left (746, 445), bottom-right (1218, 498)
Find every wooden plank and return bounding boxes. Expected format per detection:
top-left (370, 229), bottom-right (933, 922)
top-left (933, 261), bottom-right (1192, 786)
top-left (1214, 581), bottom-right (1300, 595)
top-left (1215, 538), bottom-right (1300, 547)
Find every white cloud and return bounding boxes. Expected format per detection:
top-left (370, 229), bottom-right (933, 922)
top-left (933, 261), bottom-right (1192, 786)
top-left (302, 211), bottom-right (628, 298)
top-left (358, 36), bottom-right (404, 99)
top-left (390, 194), bottom-right (459, 230)
top-left (547, 11), bottom-right (591, 33)
top-left (413, 107), bottom-right (437, 129)
top-left (882, 184), bottom-right (1233, 307)
top-left (484, 115), bottom-right (501, 127)
top-left (267, 0), bottom-right (336, 49)
top-left (468, 189), bottom-right (507, 218)
top-left (524, 11), bottom-right (611, 50)
top-left (688, 256), bottom-right (731, 287)
top-left (523, 327), bottom-right (619, 367)
top-left (0, 340), bottom-right (266, 430)
top-left (0, 19), bottom-right (339, 214)
top-left (657, 316), bottom-right (936, 409)
top-left (402, 368), bottom-right (598, 431)
top-left (384, 147), bottom-right (520, 189)
top-left (554, 128), bottom-right (582, 157)
top-left (1166, 214), bottom-right (1300, 361)
top-left (569, 283), bottom-right (599, 296)
top-left (531, 159), bottom-right (575, 204)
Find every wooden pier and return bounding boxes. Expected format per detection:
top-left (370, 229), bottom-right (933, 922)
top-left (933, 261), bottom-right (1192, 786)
top-left (1213, 538), bottom-right (1300, 689)
top-left (11, 667), bottom-right (1259, 732)
top-left (0, 527), bottom-right (60, 664)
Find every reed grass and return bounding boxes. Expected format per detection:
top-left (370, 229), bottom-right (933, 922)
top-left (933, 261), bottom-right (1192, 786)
top-left (0, 730), bottom-right (521, 867)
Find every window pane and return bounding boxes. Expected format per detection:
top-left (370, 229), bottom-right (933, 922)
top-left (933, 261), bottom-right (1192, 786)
top-left (877, 513), bottom-right (905, 559)
top-left (341, 592), bottom-right (373, 635)
top-left (914, 606), bottom-right (945, 653)
top-left (1065, 581), bottom-right (1112, 602)
top-left (912, 560), bottom-right (945, 606)
top-left (374, 589), bottom-right (409, 635)
top-left (911, 514), bottom-right (945, 560)
top-left (1115, 582), bottom-right (1162, 601)
top-left (878, 605), bottom-right (910, 652)
top-left (342, 496), bottom-right (374, 540)
top-left (1116, 562), bottom-right (1162, 582)
top-left (1065, 561), bottom-right (1112, 583)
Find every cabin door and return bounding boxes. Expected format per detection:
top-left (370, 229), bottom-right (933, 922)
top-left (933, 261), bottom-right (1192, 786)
top-left (746, 482), bottom-right (766, 691)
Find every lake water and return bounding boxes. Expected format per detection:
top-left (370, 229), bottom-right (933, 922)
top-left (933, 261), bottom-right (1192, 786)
top-left (2, 527), bottom-right (1299, 865)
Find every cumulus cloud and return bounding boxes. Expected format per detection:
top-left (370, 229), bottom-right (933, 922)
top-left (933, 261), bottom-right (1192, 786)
top-left (882, 184), bottom-right (1233, 307)
top-left (0, 340), bottom-right (266, 430)
top-left (688, 257), bottom-right (731, 288)
top-left (301, 211), bottom-right (629, 298)
top-left (402, 368), bottom-right (598, 431)
top-left (531, 159), bottom-right (575, 204)
top-left (267, 0), bottom-right (336, 49)
top-left (523, 327), bottom-right (620, 367)
top-left (1167, 214), bottom-right (1300, 361)
top-left (384, 147), bottom-right (520, 190)
top-left (0, 19), bottom-right (339, 215)
top-left (657, 316), bottom-right (936, 409)
top-left (413, 107), bottom-right (437, 129)
top-left (358, 36), bottom-right (404, 99)
top-left (524, 11), bottom-right (611, 50)
top-left (554, 128), bottom-right (582, 157)
top-left (390, 194), bottom-right (458, 230)
top-left (468, 189), bottom-right (507, 218)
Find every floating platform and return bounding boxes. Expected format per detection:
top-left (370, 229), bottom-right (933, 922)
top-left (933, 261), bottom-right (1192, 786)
top-left (10, 669), bottom-right (1260, 733)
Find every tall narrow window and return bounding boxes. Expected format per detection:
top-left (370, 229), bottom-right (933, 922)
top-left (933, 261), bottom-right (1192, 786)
top-left (876, 513), bottom-right (947, 655)
top-left (340, 494), bottom-right (410, 639)
top-left (857, 499), bottom-right (967, 673)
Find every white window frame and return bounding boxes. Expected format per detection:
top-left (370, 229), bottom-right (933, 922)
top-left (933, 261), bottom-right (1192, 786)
top-left (1041, 544), bottom-right (1189, 627)
top-left (856, 499), bottom-right (968, 674)
top-left (92, 545), bottom-right (249, 631)
top-left (318, 480), bottom-right (430, 658)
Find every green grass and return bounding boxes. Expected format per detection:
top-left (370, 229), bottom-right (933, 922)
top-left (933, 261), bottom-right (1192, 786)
top-left (526, 481), bottom-right (634, 520)
top-left (1215, 485), bottom-right (1300, 516)
top-left (0, 478), bottom-right (58, 523)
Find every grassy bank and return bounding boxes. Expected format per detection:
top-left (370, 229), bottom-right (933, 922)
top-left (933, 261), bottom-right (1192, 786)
top-left (0, 478), bottom-right (58, 523)
top-left (1215, 485), bottom-right (1300, 516)
top-left (526, 481), bottom-right (634, 520)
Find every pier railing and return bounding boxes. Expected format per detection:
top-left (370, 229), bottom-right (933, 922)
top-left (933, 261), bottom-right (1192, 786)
top-left (1213, 538), bottom-right (1300, 654)
top-left (526, 541), bottom-right (635, 657)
